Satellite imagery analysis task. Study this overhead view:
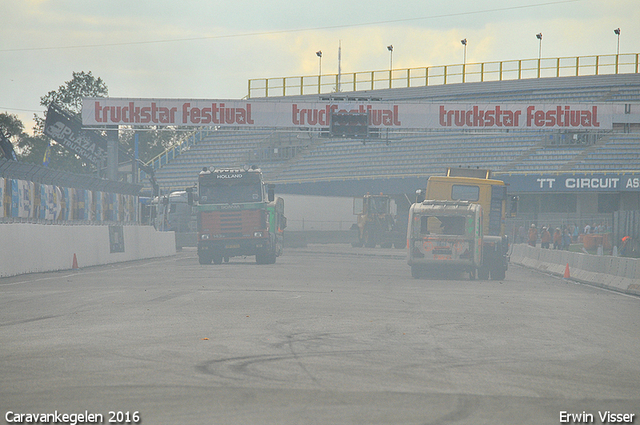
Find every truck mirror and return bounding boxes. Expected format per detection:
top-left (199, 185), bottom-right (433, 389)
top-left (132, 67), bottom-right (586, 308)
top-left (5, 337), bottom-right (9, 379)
top-left (268, 184), bottom-right (275, 202)
top-left (415, 189), bottom-right (425, 204)
top-left (187, 192), bottom-right (194, 206)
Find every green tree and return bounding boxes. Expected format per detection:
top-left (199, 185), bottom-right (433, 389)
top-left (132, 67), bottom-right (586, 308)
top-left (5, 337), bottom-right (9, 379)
top-left (118, 127), bottom-right (185, 163)
top-left (22, 71), bottom-right (110, 173)
top-left (8, 71), bottom-right (184, 175)
top-left (34, 70), bottom-right (108, 130)
top-left (0, 112), bottom-right (48, 163)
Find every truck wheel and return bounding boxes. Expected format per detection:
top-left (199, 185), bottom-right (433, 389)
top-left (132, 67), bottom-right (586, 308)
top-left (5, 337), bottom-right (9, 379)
top-left (364, 231), bottom-right (377, 248)
top-left (198, 255), bottom-right (212, 265)
top-left (381, 242), bottom-right (393, 248)
top-left (212, 253), bottom-right (223, 265)
top-left (478, 267), bottom-right (490, 280)
top-left (256, 248), bottom-right (276, 264)
top-left (490, 267), bottom-right (506, 280)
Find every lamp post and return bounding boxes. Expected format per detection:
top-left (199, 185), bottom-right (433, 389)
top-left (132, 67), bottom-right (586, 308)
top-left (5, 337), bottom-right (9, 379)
top-left (614, 28), bottom-right (620, 74)
top-left (536, 33), bottom-right (543, 78)
top-left (316, 50), bottom-right (322, 75)
top-left (461, 38), bottom-right (467, 64)
top-left (536, 33), bottom-right (543, 59)
top-left (461, 39), bottom-right (467, 82)
top-left (316, 50), bottom-right (322, 93)
top-left (387, 45), bottom-right (393, 88)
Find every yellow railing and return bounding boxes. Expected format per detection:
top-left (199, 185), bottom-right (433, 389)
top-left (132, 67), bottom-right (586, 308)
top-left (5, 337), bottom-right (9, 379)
top-left (248, 53), bottom-right (639, 98)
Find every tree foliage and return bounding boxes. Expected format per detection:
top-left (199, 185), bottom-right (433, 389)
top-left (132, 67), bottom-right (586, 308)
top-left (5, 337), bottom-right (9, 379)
top-left (3, 71), bottom-right (184, 176)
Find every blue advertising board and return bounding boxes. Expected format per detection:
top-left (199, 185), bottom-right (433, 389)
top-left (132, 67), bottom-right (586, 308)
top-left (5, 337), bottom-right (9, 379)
top-left (496, 173), bottom-right (640, 193)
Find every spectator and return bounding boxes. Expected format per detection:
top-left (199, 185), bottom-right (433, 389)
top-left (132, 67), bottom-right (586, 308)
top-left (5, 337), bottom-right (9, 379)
top-left (528, 224), bottom-right (537, 247)
top-left (620, 236), bottom-right (631, 257)
top-left (562, 228), bottom-right (572, 250)
top-left (553, 228), bottom-right (562, 250)
top-left (572, 224), bottom-right (579, 243)
top-left (584, 223), bottom-right (591, 234)
top-left (541, 226), bottom-right (551, 249)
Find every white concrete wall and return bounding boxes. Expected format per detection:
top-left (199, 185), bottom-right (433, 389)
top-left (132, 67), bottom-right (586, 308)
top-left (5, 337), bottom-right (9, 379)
top-left (510, 244), bottom-right (640, 296)
top-left (0, 224), bottom-right (176, 278)
top-left (280, 195), bottom-right (355, 231)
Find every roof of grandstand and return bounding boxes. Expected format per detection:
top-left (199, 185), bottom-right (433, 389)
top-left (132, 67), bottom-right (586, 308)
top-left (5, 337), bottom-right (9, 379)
top-left (142, 57), bottom-right (640, 197)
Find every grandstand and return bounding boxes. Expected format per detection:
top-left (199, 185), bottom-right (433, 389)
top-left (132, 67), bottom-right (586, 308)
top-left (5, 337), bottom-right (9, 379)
top-left (145, 72), bottom-right (640, 197)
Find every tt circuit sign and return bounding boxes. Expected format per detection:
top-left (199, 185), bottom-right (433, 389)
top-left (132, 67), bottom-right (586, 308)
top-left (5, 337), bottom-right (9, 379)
top-left (499, 173), bottom-right (640, 193)
top-left (81, 98), bottom-right (617, 130)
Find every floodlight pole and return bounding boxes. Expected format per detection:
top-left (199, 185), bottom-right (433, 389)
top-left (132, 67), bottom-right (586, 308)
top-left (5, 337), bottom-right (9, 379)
top-left (536, 33), bottom-right (543, 78)
top-left (316, 50), bottom-right (322, 93)
top-left (387, 45), bottom-right (393, 88)
top-left (614, 28), bottom-right (620, 73)
top-left (461, 39), bottom-right (467, 83)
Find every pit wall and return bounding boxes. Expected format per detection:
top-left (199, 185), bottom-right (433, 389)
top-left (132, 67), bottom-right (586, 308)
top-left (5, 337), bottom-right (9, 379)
top-left (0, 224), bottom-right (176, 278)
top-left (509, 244), bottom-right (640, 296)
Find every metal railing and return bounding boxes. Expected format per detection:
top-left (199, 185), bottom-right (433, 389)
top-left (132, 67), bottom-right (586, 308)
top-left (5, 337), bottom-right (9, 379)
top-left (140, 129), bottom-right (203, 179)
top-left (248, 53), bottom-right (640, 98)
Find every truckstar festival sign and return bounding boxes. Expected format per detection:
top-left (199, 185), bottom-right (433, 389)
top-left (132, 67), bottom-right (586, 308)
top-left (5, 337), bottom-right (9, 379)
top-left (82, 98), bottom-right (616, 130)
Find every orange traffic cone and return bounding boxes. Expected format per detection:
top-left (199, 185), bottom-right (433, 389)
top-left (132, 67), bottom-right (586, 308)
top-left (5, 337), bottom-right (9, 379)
top-left (563, 263), bottom-right (570, 279)
top-left (72, 253), bottom-right (79, 269)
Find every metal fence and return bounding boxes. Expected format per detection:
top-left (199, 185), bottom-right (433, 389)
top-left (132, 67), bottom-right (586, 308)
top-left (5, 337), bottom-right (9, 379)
top-left (248, 53), bottom-right (640, 98)
top-left (0, 158), bottom-right (141, 195)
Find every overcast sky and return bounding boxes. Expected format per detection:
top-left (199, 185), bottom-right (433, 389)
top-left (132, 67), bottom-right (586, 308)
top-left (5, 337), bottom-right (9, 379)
top-left (1, 0), bottom-right (638, 133)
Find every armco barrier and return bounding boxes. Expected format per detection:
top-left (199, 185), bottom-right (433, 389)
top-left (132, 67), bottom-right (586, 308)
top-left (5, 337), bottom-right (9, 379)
top-left (510, 244), bottom-right (640, 296)
top-left (0, 224), bottom-right (176, 278)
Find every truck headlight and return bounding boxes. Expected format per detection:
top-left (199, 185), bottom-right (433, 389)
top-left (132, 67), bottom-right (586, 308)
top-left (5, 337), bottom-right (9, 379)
top-left (254, 231), bottom-right (263, 238)
top-left (200, 234), bottom-right (209, 240)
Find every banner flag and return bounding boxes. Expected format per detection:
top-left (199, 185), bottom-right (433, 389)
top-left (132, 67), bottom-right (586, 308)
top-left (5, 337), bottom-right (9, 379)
top-left (45, 103), bottom-right (108, 166)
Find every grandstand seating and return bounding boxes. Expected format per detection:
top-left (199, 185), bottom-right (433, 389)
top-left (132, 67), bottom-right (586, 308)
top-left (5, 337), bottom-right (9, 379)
top-left (147, 74), bottom-right (640, 194)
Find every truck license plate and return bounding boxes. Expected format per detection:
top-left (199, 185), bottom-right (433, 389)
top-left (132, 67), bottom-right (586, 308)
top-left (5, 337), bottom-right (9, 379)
top-left (225, 244), bottom-right (240, 249)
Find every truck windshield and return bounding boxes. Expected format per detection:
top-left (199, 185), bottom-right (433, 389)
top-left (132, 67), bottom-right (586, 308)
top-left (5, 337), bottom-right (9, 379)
top-left (199, 177), bottom-right (263, 204)
top-left (420, 215), bottom-right (467, 236)
top-left (368, 197), bottom-right (389, 214)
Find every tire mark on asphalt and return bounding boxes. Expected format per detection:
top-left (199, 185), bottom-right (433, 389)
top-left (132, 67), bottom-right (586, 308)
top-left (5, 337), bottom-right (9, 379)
top-left (196, 350), bottom-right (371, 383)
top-left (0, 314), bottom-right (62, 327)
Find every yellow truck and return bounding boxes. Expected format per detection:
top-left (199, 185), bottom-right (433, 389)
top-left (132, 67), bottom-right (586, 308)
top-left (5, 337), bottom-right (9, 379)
top-left (415, 168), bottom-right (509, 280)
top-left (352, 193), bottom-right (406, 248)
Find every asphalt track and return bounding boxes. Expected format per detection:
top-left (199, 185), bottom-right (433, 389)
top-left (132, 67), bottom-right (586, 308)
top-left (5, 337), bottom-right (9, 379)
top-left (1, 245), bottom-right (639, 425)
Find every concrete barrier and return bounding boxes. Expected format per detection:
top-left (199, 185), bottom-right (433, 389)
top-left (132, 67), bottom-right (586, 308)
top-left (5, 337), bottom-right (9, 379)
top-left (0, 224), bottom-right (176, 278)
top-left (510, 244), bottom-right (640, 296)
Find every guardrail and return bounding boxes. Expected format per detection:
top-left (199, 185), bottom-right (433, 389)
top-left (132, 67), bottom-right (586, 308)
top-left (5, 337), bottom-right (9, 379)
top-left (139, 129), bottom-right (204, 179)
top-left (248, 53), bottom-right (640, 98)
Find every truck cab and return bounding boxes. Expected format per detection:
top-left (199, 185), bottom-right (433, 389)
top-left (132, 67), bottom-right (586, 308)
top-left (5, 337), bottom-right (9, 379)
top-left (352, 193), bottom-right (406, 248)
top-left (152, 190), bottom-right (195, 232)
top-left (407, 200), bottom-right (483, 279)
top-left (421, 168), bottom-right (508, 280)
top-left (196, 168), bottom-right (286, 265)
